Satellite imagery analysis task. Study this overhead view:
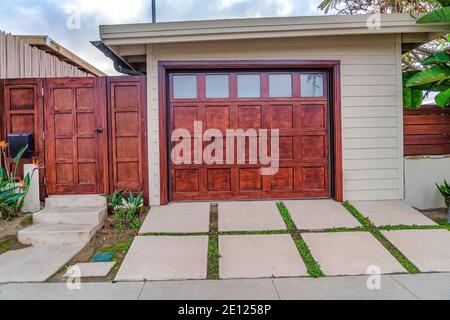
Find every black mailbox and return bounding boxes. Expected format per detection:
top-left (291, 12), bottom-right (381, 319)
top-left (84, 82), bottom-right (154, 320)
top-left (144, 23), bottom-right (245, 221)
top-left (7, 134), bottom-right (33, 158)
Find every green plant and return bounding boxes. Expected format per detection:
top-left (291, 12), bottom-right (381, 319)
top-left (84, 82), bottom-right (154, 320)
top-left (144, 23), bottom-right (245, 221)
top-left (0, 143), bottom-right (33, 220)
top-left (437, 180), bottom-right (450, 208)
top-left (103, 190), bottom-right (143, 230)
top-left (403, 0), bottom-right (450, 108)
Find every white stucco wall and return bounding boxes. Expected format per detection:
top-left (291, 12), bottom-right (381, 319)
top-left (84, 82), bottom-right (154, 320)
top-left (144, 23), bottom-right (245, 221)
top-left (405, 156), bottom-right (450, 210)
top-left (145, 34), bottom-right (404, 205)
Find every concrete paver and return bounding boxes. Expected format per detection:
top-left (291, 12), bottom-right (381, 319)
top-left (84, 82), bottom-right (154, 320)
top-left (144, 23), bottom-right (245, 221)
top-left (351, 200), bottom-right (437, 227)
top-left (382, 229), bottom-right (450, 272)
top-left (284, 200), bottom-right (361, 230)
top-left (302, 232), bottom-right (406, 276)
top-left (219, 234), bottom-right (307, 279)
top-left (139, 202), bottom-right (211, 234)
top-left (115, 236), bottom-right (209, 281)
top-left (218, 201), bottom-right (285, 232)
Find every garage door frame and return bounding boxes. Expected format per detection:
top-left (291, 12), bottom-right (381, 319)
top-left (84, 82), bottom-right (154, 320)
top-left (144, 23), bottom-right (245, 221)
top-left (158, 60), bottom-right (342, 205)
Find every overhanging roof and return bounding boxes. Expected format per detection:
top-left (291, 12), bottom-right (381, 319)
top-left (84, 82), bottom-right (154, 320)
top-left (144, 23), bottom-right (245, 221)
top-left (100, 13), bottom-right (450, 46)
top-left (16, 35), bottom-right (106, 76)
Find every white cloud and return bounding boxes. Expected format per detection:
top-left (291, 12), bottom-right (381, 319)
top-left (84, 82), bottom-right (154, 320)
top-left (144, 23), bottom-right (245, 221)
top-left (0, 0), bottom-right (325, 75)
top-left (46, 0), bottom-right (150, 24)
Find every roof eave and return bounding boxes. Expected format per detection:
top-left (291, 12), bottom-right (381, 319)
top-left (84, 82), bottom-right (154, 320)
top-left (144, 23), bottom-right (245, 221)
top-left (100, 13), bottom-right (450, 46)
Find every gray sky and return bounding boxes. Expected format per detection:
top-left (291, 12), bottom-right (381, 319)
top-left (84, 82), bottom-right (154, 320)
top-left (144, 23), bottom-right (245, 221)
top-left (0, 0), bottom-right (324, 75)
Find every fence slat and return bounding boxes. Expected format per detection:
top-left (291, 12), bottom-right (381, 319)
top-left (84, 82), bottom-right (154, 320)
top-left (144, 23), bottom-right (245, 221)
top-left (404, 106), bottom-right (450, 156)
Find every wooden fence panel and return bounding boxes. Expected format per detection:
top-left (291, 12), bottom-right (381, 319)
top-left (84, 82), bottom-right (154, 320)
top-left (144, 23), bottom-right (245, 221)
top-left (107, 76), bottom-right (149, 203)
top-left (0, 31), bottom-right (90, 78)
top-left (1, 76), bottom-right (149, 203)
top-left (404, 106), bottom-right (450, 156)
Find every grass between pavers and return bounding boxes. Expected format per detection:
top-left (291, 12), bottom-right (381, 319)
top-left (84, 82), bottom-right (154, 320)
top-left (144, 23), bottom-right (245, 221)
top-left (434, 218), bottom-right (450, 231)
top-left (207, 204), bottom-right (220, 280)
top-left (99, 237), bottom-right (135, 278)
top-left (378, 225), bottom-right (447, 231)
top-left (342, 202), bottom-right (420, 274)
top-left (277, 203), bottom-right (325, 278)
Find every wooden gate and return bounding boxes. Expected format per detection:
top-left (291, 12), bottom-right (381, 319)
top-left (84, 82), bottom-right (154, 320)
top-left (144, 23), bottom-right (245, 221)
top-left (0, 76), bottom-right (148, 202)
top-left (44, 78), bottom-right (108, 194)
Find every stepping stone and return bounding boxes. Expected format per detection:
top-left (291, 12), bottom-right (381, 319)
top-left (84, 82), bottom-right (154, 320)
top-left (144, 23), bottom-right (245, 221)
top-left (351, 200), bottom-right (436, 227)
top-left (382, 229), bottom-right (450, 272)
top-left (139, 202), bottom-right (210, 234)
top-left (284, 200), bottom-right (361, 230)
top-left (91, 252), bottom-right (114, 262)
top-left (219, 234), bottom-right (307, 279)
top-left (302, 232), bottom-right (406, 276)
top-left (218, 201), bottom-right (285, 232)
top-left (64, 262), bottom-right (115, 278)
top-left (115, 236), bottom-right (208, 281)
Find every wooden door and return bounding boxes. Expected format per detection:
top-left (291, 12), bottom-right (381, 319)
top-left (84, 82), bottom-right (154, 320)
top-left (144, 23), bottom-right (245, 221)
top-left (169, 71), bottom-right (330, 201)
top-left (44, 78), bottom-right (108, 194)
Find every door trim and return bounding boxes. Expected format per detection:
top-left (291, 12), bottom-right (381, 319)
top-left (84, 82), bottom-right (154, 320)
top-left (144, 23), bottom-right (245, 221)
top-left (158, 60), bottom-right (343, 205)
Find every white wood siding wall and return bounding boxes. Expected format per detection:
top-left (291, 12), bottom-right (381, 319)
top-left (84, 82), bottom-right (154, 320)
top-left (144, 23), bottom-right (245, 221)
top-left (145, 34), bottom-right (403, 205)
top-left (0, 31), bottom-right (90, 78)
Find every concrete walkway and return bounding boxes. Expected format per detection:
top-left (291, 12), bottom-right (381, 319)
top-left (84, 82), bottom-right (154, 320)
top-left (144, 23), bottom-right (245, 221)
top-left (0, 273), bottom-right (449, 300)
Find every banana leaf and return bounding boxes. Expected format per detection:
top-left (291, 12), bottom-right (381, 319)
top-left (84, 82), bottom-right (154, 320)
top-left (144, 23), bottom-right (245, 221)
top-left (412, 79), bottom-right (450, 91)
top-left (406, 65), bottom-right (450, 87)
top-left (417, 7), bottom-right (450, 24)
top-left (403, 87), bottom-right (424, 108)
top-left (436, 0), bottom-right (450, 7)
top-left (435, 87), bottom-right (450, 107)
top-left (422, 51), bottom-right (450, 65)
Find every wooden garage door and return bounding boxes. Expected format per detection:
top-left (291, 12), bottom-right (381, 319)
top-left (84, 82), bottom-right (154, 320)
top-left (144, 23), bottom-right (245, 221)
top-left (44, 78), bottom-right (108, 194)
top-left (169, 71), bottom-right (330, 201)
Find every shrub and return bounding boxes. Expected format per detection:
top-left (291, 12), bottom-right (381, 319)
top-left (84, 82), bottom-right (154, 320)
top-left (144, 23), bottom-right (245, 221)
top-left (437, 180), bottom-right (450, 208)
top-left (103, 190), bottom-right (143, 230)
top-left (0, 143), bottom-right (33, 220)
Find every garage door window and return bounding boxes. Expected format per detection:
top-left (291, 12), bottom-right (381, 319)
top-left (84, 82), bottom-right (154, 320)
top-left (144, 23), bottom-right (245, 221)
top-left (206, 75), bottom-right (229, 98)
top-left (173, 75), bottom-right (197, 99)
top-left (269, 74), bottom-right (292, 97)
top-left (237, 74), bottom-right (261, 98)
top-left (301, 73), bottom-right (324, 97)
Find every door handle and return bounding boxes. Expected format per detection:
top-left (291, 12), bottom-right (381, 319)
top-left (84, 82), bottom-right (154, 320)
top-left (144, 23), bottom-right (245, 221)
top-left (96, 128), bottom-right (104, 134)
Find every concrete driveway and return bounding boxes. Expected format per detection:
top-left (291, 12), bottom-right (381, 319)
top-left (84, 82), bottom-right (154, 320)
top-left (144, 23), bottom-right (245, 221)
top-left (115, 200), bottom-right (450, 281)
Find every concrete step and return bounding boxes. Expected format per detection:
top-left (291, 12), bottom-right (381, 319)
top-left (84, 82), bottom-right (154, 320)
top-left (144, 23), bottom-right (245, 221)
top-left (45, 195), bottom-right (107, 209)
top-left (18, 224), bottom-right (98, 246)
top-left (33, 207), bottom-right (108, 225)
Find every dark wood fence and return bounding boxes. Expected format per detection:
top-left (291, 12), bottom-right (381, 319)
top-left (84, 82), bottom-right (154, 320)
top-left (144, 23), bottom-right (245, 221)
top-left (0, 76), bottom-right (149, 203)
top-left (404, 106), bottom-right (450, 156)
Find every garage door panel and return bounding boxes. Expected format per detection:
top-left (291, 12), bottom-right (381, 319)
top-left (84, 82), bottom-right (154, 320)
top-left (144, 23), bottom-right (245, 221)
top-left (238, 105), bottom-right (263, 129)
top-left (279, 136), bottom-right (294, 160)
top-left (301, 135), bottom-right (327, 160)
top-left (299, 166), bottom-right (328, 191)
top-left (270, 105), bottom-right (294, 129)
top-left (169, 71), bottom-right (330, 201)
top-left (206, 105), bottom-right (231, 132)
top-left (301, 103), bottom-right (327, 129)
top-left (207, 168), bottom-right (231, 192)
top-left (239, 168), bottom-right (263, 192)
top-left (172, 106), bottom-right (199, 132)
top-left (271, 168), bottom-right (294, 191)
top-left (173, 169), bottom-right (200, 193)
